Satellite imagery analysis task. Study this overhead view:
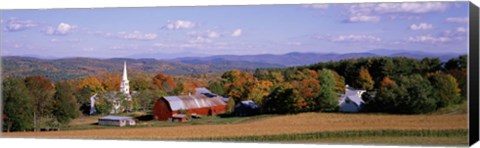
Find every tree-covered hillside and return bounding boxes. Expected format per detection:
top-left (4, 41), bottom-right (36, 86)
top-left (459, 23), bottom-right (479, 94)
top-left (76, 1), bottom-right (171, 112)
top-left (2, 56), bottom-right (284, 81)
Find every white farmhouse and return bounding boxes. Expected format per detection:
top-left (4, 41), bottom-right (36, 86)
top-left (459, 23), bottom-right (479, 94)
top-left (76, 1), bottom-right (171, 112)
top-left (338, 85), bottom-right (366, 113)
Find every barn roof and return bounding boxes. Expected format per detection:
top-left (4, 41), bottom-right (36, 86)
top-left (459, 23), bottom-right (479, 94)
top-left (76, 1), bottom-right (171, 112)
top-left (163, 95), bottom-right (226, 111)
top-left (195, 87), bottom-right (212, 95)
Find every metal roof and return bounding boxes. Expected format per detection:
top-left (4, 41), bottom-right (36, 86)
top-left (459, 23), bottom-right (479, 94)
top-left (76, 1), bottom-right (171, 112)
top-left (339, 86), bottom-right (366, 106)
top-left (99, 116), bottom-right (134, 121)
top-left (195, 87), bottom-right (212, 95)
top-left (163, 95), bottom-right (226, 111)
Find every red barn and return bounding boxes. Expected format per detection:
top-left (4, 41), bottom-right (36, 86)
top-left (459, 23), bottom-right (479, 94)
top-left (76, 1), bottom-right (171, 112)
top-left (153, 95), bottom-right (227, 121)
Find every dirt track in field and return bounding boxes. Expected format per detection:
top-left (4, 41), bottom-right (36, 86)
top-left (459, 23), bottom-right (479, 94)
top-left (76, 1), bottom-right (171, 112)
top-left (1, 113), bottom-right (467, 140)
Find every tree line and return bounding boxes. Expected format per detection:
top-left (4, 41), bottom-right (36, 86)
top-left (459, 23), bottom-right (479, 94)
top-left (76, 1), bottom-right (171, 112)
top-left (207, 55), bottom-right (467, 115)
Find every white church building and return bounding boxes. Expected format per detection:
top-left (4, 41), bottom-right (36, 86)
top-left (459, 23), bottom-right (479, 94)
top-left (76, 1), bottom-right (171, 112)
top-left (90, 61), bottom-right (132, 115)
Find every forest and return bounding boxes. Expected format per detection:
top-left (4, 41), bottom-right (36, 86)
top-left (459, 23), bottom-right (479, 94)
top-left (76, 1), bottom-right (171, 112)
top-left (2, 55), bottom-right (467, 132)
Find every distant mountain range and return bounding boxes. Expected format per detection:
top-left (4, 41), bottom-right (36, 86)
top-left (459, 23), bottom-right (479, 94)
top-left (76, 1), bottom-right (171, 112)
top-left (171, 49), bottom-right (463, 66)
top-left (2, 49), bottom-right (464, 81)
top-left (1, 57), bottom-right (283, 81)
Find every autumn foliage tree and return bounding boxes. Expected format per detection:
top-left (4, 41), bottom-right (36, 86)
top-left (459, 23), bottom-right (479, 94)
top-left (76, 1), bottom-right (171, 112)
top-left (356, 67), bottom-right (374, 90)
top-left (98, 74), bottom-right (121, 91)
top-left (24, 75), bottom-right (56, 131)
top-left (222, 70), bottom-right (255, 102)
top-left (152, 73), bottom-right (176, 94)
top-left (76, 76), bottom-right (105, 106)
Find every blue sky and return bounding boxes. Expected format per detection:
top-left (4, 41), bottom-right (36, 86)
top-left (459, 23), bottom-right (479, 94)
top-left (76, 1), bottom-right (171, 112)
top-left (0, 2), bottom-right (470, 58)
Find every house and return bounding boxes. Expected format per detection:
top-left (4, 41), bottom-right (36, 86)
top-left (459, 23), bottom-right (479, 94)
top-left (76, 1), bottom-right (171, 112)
top-left (153, 94), bottom-right (227, 121)
top-left (98, 116), bottom-right (136, 127)
top-left (234, 100), bottom-right (259, 116)
top-left (338, 85), bottom-right (366, 113)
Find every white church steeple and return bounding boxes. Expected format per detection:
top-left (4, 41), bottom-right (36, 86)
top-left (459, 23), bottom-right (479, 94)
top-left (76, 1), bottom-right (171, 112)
top-left (120, 61), bottom-right (130, 95)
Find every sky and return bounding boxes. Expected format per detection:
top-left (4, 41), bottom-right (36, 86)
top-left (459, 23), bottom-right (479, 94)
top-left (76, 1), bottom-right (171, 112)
top-left (0, 2), bottom-right (470, 59)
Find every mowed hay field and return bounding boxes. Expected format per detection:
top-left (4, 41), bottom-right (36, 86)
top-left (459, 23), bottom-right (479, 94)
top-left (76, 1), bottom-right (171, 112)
top-left (2, 113), bottom-right (467, 143)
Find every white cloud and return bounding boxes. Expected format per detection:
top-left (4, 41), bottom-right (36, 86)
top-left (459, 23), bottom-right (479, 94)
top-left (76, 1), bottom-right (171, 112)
top-left (442, 27), bottom-right (468, 40)
top-left (410, 22), bottom-right (433, 30)
top-left (206, 30), bottom-right (220, 38)
top-left (45, 23), bottom-right (75, 35)
top-left (116, 31), bottom-right (158, 40)
top-left (345, 15), bottom-right (380, 23)
top-left (331, 34), bottom-right (381, 42)
top-left (408, 35), bottom-right (450, 43)
top-left (445, 17), bottom-right (468, 23)
top-left (189, 36), bottom-right (212, 44)
top-left (373, 2), bottom-right (448, 14)
top-left (303, 4), bottom-right (329, 9)
top-left (456, 27), bottom-right (467, 33)
top-left (4, 18), bottom-right (37, 31)
top-left (231, 29), bottom-right (242, 37)
top-left (164, 20), bottom-right (196, 30)
top-left (345, 2), bottom-right (449, 23)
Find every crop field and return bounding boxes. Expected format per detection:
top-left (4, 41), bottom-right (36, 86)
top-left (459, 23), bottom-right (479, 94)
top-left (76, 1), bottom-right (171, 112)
top-left (2, 112), bottom-right (468, 145)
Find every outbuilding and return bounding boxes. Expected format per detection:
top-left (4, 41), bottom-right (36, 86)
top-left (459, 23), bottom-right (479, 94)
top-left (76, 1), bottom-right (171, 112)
top-left (98, 116), bottom-right (136, 127)
top-left (234, 100), bottom-right (259, 116)
top-left (153, 94), bottom-right (227, 121)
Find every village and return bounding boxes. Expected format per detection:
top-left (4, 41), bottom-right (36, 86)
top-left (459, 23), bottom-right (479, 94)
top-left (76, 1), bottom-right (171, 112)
top-left (92, 61), bottom-right (367, 127)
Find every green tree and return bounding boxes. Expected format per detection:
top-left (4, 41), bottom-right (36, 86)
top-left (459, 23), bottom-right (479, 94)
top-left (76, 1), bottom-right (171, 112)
top-left (52, 81), bottom-right (79, 125)
top-left (24, 75), bottom-right (56, 131)
top-left (130, 77), bottom-right (153, 91)
top-left (445, 55), bottom-right (467, 100)
top-left (264, 84), bottom-right (301, 114)
top-left (372, 75), bottom-right (436, 114)
top-left (207, 80), bottom-right (226, 96)
top-left (427, 72), bottom-right (462, 108)
top-left (2, 78), bottom-right (34, 132)
top-left (135, 89), bottom-right (165, 111)
top-left (317, 69), bottom-right (338, 112)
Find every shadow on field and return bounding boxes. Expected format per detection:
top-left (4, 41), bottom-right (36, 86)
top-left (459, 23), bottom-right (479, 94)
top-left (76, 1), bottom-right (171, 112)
top-left (136, 115), bottom-right (153, 121)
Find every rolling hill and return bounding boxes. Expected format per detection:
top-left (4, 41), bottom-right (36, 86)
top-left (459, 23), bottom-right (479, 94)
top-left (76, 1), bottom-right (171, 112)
top-left (2, 50), bottom-right (463, 81)
top-left (1, 56), bottom-right (284, 81)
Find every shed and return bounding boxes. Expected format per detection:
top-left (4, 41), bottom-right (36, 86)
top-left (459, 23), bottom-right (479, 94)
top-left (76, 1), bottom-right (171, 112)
top-left (234, 100), bottom-right (259, 116)
top-left (98, 116), bottom-right (136, 127)
top-left (171, 114), bottom-right (188, 122)
top-left (153, 95), bottom-right (227, 121)
top-left (338, 85), bottom-right (366, 112)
